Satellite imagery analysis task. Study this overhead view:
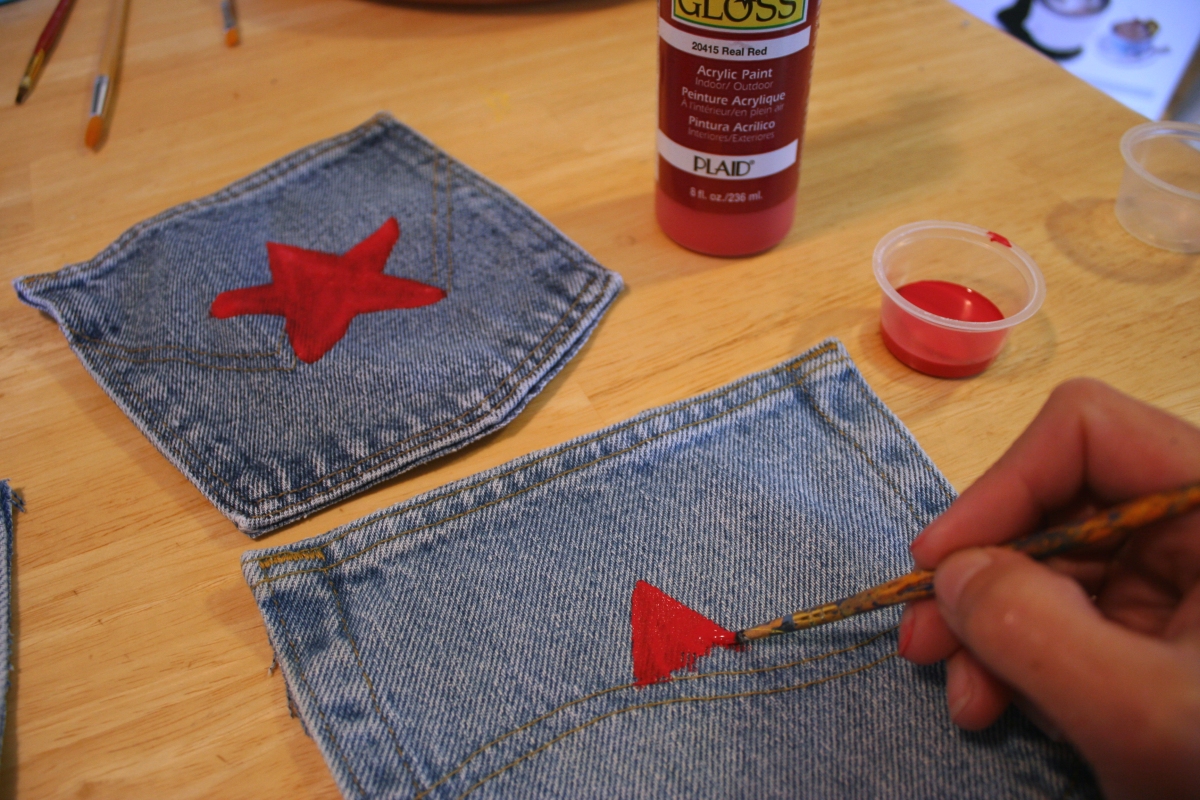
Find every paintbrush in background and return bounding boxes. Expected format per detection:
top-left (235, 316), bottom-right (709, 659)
top-left (221, 0), bottom-right (240, 47)
top-left (85, 0), bottom-right (132, 149)
top-left (735, 482), bottom-right (1200, 644)
top-left (15, 0), bottom-right (79, 104)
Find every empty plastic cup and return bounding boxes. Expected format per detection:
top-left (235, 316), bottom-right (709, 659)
top-left (1115, 121), bottom-right (1200, 253)
top-left (874, 222), bottom-right (1046, 378)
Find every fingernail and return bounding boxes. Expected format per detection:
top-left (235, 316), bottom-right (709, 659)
top-left (909, 524), bottom-right (932, 554)
top-left (898, 606), bottom-right (915, 658)
top-left (937, 548), bottom-right (994, 609)
top-left (946, 659), bottom-right (972, 722)
top-left (909, 518), bottom-right (942, 565)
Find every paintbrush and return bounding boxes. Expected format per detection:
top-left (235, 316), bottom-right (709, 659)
top-left (85, 0), bottom-right (132, 149)
top-left (734, 482), bottom-right (1200, 645)
top-left (15, 0), bottom-right (79, 104)
top-left (221, 0), bottom-right (240, 47)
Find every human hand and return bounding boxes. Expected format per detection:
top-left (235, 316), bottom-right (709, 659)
top-left (899, 379), bottom-right (1200, 799)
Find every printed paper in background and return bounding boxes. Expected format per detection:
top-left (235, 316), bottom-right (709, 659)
top-left (951, 0), bottom-right (1200, 120)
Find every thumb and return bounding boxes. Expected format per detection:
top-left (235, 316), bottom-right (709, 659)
top-left (934, 548), bottom-right (1176, 761)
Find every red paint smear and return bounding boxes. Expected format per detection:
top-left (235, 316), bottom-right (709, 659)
top-left (987, 231), bottom-right (1012, 247)
top-left (631, 580), bottom-right (739, 686)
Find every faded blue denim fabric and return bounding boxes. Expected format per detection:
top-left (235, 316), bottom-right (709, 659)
top-left (14, 114), bottom-right (621, 536)
top-left (242, 340), bottom-right (1098, 799)
top-left (0, 481), bottom-right (18, 756)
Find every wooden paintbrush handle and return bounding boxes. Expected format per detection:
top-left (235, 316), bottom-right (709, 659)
top-left (85, 0), bottom-right (132, 147)
top-left (737, 571), bottom-right (934, 642)
top-left (1007, 482), bottom-right (1200, 559)
top-left (736, 482), bottom-right (1200, 643)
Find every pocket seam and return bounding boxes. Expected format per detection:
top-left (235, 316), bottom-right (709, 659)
top-left (456, 649), bottom-right (899, 799)
top-left (89, 270), bottom-right (612, 518)
top-left (324, 571), bottom-right (425, 793)
top-left (67, 325), bottom-right (290, 361)
top-left (266, 580), bottom-right (369, 799)
top-left (415, 627), bottom-right (897, 799)
top-left (251, 351), bottom-right (849, 586)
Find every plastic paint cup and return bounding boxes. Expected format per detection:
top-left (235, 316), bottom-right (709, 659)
top-left (1115, 121), bottom-right (1200, 253)
top-left (873, 221), bottom-right (1046, 378)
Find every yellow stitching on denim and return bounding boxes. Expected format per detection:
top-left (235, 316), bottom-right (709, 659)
top-left (76, 346), bottom-right (297, 373)
top-left (669, 627), bottom-right (895, 683)
top-left (853, 385), bottom-right (955, 505)
top-left (796, 381), bottom-right (925, 527)
top-left (106, 370), bottom-right (298, 512)
top-left (247, 270), bottom-right (607, 504)
top-left (266, 581), bottom-right (368, 799)
top-left (457, 652), bottom-right (898, 799)
top-left (323, 572), bottom-right (425, 793)
top-left (250, 355), bottom-right (848, 586)
top-left (258, 548), bottom-right (325, 569)
top-left (416, 688), bottom-right (631, 800)
top-left (67, 325), bottom-right (287, 359)
top-left (111, 272), bottom-right (604, 513)
top-left (240, 268), bottom-right (614, 506)
top-left (415, 627), bottom-right (894, 799)
top-left (257, 360), bottom-right (844, 583)
top-left (96, 271), bottom-right (611, 516)
top-left (246, 272), bottom-right (611, 508)
top-left (436, 151), bottom-right (446, 287)
top-left (445, 160), bottom-right (454, 293)
top-left (463, 166), bottom-right (570, 252)
top-left (254, 355), bottom-right (846, 583)
top-left (289, 343), bottom-right (843, 552)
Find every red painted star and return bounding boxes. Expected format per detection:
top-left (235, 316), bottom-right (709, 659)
top-left (210, 218), bottom-right (445, 363)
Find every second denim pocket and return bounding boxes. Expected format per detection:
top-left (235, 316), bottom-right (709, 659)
top-left (242, 340), bottom-right (1097, 799)
top-left (15, 114), bottom-right (621, 535)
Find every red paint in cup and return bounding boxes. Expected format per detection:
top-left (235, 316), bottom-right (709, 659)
top-left (874, 223), bottom-right (1045, 378)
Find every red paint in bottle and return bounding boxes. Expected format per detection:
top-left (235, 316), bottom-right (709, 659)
top-left (656, 0), bottom-right (820, 255)
top-left (880, 280), bottom-right (1007, 378)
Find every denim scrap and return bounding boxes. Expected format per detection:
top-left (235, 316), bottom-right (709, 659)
top-left (0, 480), bottom-right (19, 760)
top-left (14, 114), bottom-right (622, 535)
top-left (242, 340), bottom-right (1098, 799)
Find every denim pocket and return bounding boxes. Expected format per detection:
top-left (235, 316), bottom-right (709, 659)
top-left (15, 115), bottom-right (621, 535)
top-left (243, 340), bottom-right (1097, 799)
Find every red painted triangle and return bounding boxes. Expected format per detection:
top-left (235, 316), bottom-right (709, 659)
top-left (631, 580), bottom-right (740, 686)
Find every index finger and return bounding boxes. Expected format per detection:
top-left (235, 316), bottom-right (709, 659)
top-left (910, 378), bottom-right (1200, 571)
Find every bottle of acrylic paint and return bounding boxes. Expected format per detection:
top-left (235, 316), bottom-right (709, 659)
top-left (656, 0), bottom-right (820, 256)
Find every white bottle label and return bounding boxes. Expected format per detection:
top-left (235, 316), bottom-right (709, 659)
top-left (657, 131), bottom-right (798, 180)
top-left (658, 19), bottom-right (811, 61)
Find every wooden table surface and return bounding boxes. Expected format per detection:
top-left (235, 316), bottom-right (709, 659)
top-left (1, 0), bottom-right (1197, 795)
